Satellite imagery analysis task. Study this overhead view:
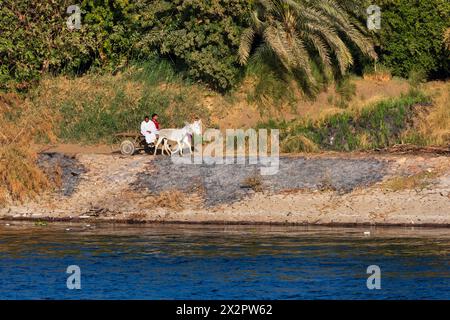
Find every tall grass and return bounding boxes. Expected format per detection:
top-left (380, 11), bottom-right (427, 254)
top-left (33, 59), bottom-right (211, 144)
top-left (258, 89), bottom-right (433, 152)
top-left (416, 82), bottom-right (450, 146)
top-left (0, 93), bottom-right (57, 206)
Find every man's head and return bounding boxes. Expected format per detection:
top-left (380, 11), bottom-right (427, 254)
top-left (144, 116), bottom-right (149, 122)
top-left (152, 113), bottom-right (158, 121)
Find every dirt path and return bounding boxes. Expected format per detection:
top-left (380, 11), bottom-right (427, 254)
top-left (34, 143), bottom-right (113, 155)
top-left (1, 152), bottom-right (449, 226)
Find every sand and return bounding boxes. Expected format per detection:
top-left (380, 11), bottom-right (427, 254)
top-left (1, 152), bottom-right (449, 227)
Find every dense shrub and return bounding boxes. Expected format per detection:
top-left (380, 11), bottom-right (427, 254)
top-left (0, 0), bottom-right (249, 91)
top-left (0, 0), bottom-right (137, 90)
top-left (1, 0), bottom-right (449, 92)
top-left (377, 0), bottom-right (450, 79)
top-left (134, 0), bottom-right (249, 91)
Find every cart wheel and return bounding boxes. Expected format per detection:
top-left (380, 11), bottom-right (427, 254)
top-left (120, 140), bottom-right (135, 156)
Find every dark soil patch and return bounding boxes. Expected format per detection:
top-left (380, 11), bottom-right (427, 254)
top-left (37, 153), bottom-right (86, 196)
top-left (133, 156), bottom-right (388, 206)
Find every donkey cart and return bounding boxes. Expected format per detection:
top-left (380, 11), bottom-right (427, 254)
top-left (112, 132), bottom-right (155, 156)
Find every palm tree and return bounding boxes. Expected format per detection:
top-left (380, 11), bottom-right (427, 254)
top-left (239, 0), bottom-right (377, 84)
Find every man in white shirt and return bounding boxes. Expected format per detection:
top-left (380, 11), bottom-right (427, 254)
top-left (140, 115), bottom-right (158, 144)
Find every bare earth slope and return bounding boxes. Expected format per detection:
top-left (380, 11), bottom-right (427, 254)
top-left (1, 152), bottom-right (449, 226)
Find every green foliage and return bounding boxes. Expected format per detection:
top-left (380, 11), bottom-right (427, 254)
top-left (408, 68), bottom-right (428, 87)
top-left (0, 0), bottom-right (138, 90)
top-left (1, 0), bottom-right (449, 94)
top-left (259, 90), bottom-right (431, 152)
top-left (245, 50), bottom-right (297, 112)
top-left (377, 0), bottom-right (450, 79)
top-left (130, 56), bottom-right (185, 86)
top-left (135, 0), bottom-right (250, 91)
top-left (335, 76), bottom-right (357, 108)
top-left (80, 0), bottom-right (139, 68)
top-left (0, 0), bottom-right (249, 91)
top-left (239, 0), bottom-right (377, 85)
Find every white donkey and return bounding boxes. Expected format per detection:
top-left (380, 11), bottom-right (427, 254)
top-left (154, 119), bottom-right (202, 156)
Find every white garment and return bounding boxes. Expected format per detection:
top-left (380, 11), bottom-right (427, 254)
top-left (141, 120), bottom-right (158, 144)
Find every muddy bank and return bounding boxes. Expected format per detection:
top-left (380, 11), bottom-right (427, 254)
top-left (1, 152), bottom-right (449, 226)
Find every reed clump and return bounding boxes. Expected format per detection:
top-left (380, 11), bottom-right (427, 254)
top-left (0, 92), bottom-right (57, 206)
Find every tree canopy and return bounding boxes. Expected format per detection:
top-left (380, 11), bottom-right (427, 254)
top-left (0, 0), bottom-right (448, 91)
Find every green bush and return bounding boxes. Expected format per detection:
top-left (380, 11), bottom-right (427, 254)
top-left (335, 76), bottom-right (357, 108)
top-left (377, 0), bottom-right (450, 79)
top-left (408, 68), bottom-right (428, 87)
top-left (1, 0), bottom-right (448, 94)
top-left (0, 0), bottom-right (138, 90)
top-left (134, 0), bottom-right (250, 91)
top-left (0, 0), bottom-right (249, 92)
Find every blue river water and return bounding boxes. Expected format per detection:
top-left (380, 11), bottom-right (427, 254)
top-left (0, 222), bottom-right (448, 299)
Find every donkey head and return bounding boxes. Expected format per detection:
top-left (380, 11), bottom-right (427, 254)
top-left (191, 119), bottom-right (202, 136)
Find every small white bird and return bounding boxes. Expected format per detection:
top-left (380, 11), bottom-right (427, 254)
top-left (364, 231), bottom-right (371, 236)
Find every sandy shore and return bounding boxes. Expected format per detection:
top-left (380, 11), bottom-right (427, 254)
top-left (1, 152), bottom-right (449, 226)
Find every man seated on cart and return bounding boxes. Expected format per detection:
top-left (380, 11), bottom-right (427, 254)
top-left (140, 115), bottom-right (159, 145)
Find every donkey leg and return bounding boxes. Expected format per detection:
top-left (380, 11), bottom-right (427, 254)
top-left (161, 139), bottom-right (166, 156)
top-left (163, 139), bottom-right (172, 156)
top-left (161, 139), bottom-right (167, 156)
top-left (178, 141), bottom-right (183, 156)
top-left (185, 140), bottom-right (192, 154)
top-left (166, 143), bottom-right (172, 156)
top-left (154, 137), bottom-right (162, 155)
top-left (171, 142), bottom-right (179, 154)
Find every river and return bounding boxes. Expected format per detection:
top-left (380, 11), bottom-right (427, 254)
top-left (0, 222), bottom-right (448, 299)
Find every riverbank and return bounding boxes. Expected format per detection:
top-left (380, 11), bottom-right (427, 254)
top-left (1, 151), bottom-right (449, 227)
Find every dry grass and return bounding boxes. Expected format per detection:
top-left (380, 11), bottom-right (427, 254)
top-left (382, 171), bottom-right (437, 192)
top-left (363, 73), bottom-right (392, 82)
top-left (241, 175), bottom-right (264, 192)
top-left (0, 92), bottom-right (57, 206)
top-left (363, 64), bottom-right (392, 82)
top-left (417, 82), bottom-right (450, 146)
top-left (217, 77), bottom-right (411, 130)
top-left (281, 134), bottom-right (319, 153)
top-left (357, 132), bottom-right (371, 149)
top-left (33, 70), bottom-right (211, 143)
top-left (148, 190), bottom-right (186, 211)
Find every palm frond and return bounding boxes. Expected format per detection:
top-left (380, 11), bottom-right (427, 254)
top-left (239, 28), bottom-right (256, 65)
top-left (239, 0), bottom-right (376, 84)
